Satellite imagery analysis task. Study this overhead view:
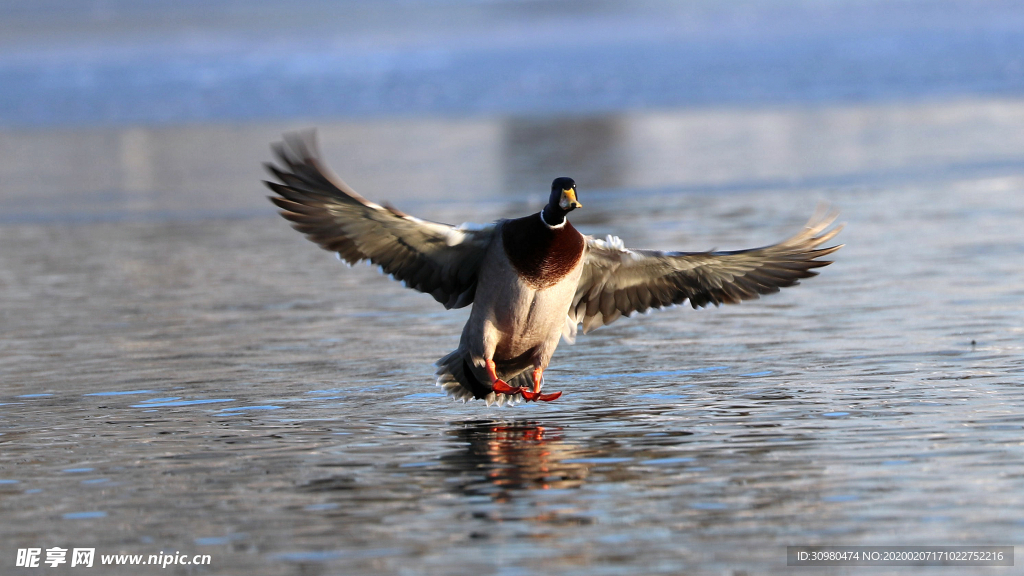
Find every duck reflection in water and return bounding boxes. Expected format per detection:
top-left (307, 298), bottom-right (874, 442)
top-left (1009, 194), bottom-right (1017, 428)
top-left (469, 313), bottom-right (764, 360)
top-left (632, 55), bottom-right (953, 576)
top-left (442, 421), bottom-right (590, 504)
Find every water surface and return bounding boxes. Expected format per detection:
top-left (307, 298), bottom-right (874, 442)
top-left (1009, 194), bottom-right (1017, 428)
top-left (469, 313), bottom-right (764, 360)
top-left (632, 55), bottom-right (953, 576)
top-left (2, 121), bottom-right (1023, 573)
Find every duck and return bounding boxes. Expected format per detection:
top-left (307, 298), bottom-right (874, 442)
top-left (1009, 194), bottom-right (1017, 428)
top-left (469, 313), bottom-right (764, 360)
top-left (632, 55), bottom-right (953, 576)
top-left (264, 132), bottom-right (842, 406)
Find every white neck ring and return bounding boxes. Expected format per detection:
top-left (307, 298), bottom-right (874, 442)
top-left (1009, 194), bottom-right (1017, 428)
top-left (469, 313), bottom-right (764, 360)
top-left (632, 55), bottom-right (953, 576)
top-left (540, 209), bottom-right (566, 229)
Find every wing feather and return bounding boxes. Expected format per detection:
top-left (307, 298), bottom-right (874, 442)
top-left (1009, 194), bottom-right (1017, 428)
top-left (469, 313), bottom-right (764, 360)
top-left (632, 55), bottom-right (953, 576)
top-left (570, 210), bottom-right (843, 333)
top-left (264, 131), bottom-right (496, 309)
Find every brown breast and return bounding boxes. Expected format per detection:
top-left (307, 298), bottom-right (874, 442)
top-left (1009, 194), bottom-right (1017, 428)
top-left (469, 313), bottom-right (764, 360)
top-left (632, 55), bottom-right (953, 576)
top-left (501, 214), bottom-right (585, 289)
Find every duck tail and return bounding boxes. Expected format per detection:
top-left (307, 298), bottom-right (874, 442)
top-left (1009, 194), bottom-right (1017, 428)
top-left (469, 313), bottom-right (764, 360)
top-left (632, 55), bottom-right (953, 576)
top-left (435, 350), bottom-right (528, 407)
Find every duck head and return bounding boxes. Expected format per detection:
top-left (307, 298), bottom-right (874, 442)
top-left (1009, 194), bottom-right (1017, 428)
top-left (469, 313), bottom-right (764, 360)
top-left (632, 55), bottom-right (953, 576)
top-left (542, 177), bottom-right (582, 226)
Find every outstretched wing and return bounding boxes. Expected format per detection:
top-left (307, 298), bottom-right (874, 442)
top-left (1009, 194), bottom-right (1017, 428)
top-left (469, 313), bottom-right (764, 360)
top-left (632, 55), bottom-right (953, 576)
top-left (264, 131), bottom-right (496, 309)
top-left (569, 210), bottom-right (843, 335)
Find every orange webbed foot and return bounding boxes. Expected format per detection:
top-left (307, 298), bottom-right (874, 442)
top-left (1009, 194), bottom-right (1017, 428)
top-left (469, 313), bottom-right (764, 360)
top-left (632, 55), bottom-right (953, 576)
top-left (522, 366), bottom-right (562, 401)
top-left (487, 360), bottom-right (522, 396)
top-left (491, 380), bottom-right (521, 395)
top-left (518, 389), bottom-right (561, 402)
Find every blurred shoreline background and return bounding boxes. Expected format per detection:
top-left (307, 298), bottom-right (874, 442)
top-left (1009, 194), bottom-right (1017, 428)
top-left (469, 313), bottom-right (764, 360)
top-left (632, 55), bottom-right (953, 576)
top-left (4, 0), bottom-right (1024, 223)
top-left (5, 0), bottom-right (1024, 125)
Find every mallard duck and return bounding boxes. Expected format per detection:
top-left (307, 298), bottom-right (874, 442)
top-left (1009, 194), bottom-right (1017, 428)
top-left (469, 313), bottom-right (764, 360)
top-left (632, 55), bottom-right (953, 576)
top-left (264, 132), bottom-right (842, 406)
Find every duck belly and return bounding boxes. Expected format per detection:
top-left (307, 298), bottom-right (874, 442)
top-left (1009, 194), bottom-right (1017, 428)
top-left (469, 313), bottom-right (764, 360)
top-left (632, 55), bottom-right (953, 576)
top-left (465, 269), bottom-right (581, 378)
top-left (491, 282), bottom-right (573, 362)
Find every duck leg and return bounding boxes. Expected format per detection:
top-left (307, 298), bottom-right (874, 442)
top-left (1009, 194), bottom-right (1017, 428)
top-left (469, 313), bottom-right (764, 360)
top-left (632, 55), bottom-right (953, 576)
top-left (520, 366), bottom-right (562, 402)
top-left (487, 359), bottom-right (523, 396)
